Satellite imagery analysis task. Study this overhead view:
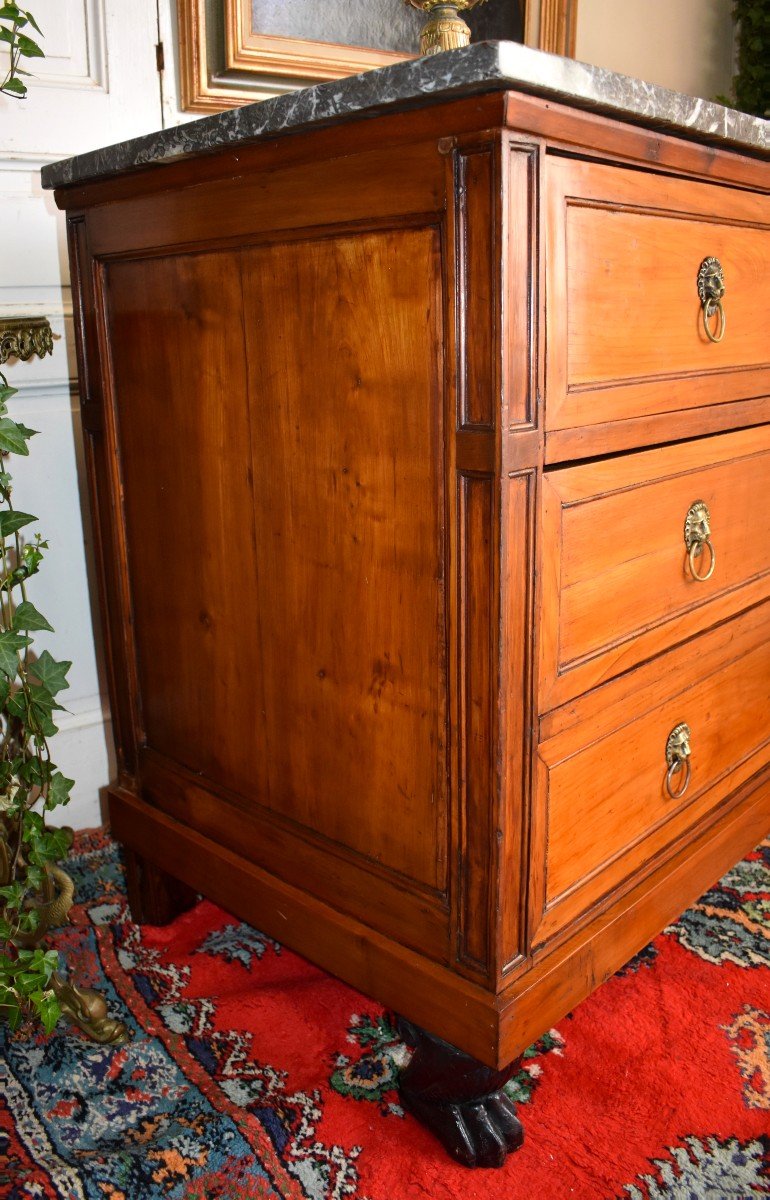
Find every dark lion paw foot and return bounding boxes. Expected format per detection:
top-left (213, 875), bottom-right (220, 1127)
top-left (400, 1088), bottom-right (524, 1168)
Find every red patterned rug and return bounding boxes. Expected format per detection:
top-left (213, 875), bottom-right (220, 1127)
top-left (1, 829), bottom-right (769, 1199)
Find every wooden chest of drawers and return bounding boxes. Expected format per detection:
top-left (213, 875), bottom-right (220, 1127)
top-left (47, 48), bottom-right (770, 1166)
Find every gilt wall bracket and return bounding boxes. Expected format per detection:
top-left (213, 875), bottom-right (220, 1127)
top-left (0, 317), bottom-right (54, 365)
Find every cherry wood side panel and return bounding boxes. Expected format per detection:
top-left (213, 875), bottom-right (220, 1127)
top-left (239, 227), bottom-right (448, 894)
top-left (536, 600), bottom-right (770, 942)
top-left (546, 158), bottom-right (770, 435)
top-left (67, 216), bottom-right (142, 781)
top-left (540, 424), bottom-right (770, 710)
top-left (104, 250), bottom-right (269, 802)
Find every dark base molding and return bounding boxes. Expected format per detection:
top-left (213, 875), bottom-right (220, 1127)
top-left (396, 1016), bottom-right (523, 1168)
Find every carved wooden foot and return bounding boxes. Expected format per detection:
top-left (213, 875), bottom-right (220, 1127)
top-left (396, 1016), bottom-right (524, 1168)
top-left (122, 847), bottom-right (197, 925)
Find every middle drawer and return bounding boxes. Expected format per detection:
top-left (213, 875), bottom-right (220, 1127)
top-left (539, 423), bottom-right (770, 711)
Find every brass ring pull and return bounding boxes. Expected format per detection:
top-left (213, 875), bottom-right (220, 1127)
top-left (684, 500), bottom-right (716, 583)
top-left (665, 722), bottom-right (692, 801)
top-left (688, 536), bottom-right (716, 582)
top-left (697, 257), bottom-right (726, 345)
top-left (702, 298), bottom-right (726, 344)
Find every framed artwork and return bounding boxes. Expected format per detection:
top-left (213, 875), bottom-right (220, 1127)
top-left (178, 0), bottom-right (577, 113)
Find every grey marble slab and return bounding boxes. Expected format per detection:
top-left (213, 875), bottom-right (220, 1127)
top-left (41, 40), bottom-right (768, 190)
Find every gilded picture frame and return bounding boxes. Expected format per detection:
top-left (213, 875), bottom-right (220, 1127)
top-left (177, 0), bottom-right (578, 114)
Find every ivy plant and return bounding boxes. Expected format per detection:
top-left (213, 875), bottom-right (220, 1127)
top-left (0, 370), bottom-right (74, 1034)
top-left (733, 0), bottom-right (770, 117)
top-left (718, 0), bottom-right (770, 116)
top-left (0, 2), bottom-right (43, 99)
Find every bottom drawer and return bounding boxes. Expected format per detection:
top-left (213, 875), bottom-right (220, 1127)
top-left (534, 601), bottom-right (770, 944)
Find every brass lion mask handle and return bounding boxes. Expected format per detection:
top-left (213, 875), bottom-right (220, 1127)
top-left (697, 257), bottom-right (726, 344)
top-left (665, 722), bottom-right (692, 800)
top-left (684, 499), bottom-right (716, 582)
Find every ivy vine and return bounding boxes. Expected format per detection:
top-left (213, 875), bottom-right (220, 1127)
top-left (0, 3), bottom-right (43, 99)
top-left (728, 0), bottom-right (769, 116)
top-left (0, 370), bottom-right (75, 1033)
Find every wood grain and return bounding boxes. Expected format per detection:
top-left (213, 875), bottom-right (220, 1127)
top-left (546, 157), bottom-right (770, 433)
top-left (540, 425), bottom-right (770, 709)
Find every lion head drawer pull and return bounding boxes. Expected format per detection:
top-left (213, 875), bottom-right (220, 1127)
top-left (665, 722), bottom-right (692, 800)
top-left (684, 499), bottom-right (716, 582)
top-left (697, 257), bottom-right (726, 344)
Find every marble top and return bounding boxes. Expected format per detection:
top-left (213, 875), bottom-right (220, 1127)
top-left (41, 40), bottom-right (768, 190)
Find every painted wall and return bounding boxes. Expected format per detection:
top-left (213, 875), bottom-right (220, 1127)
top-left (575, 0), bottom-right (736, 101)
top-left (1, 0), bottom-right (162, 829)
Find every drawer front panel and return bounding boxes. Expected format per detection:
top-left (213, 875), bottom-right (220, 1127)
top-left (546, 157), bottom-right (770, 432)
top-left (540, 424), bottom-right (770, 710)
top-left (536, 602), bottom-right (770, 942)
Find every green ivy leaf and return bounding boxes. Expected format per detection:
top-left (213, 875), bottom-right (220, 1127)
top-left (22, 10), bottom-right (43, 37)
top-left (46, 772), bottom-right (74, 810)
top-left (29, 825), bottom-right (71, 864)
top-left (0, 417), bottom-right (37, 455)
top-left (21, 809), bottom-right (43, 837)
top-left (0, 880), bottom-right (25, 908)
top-left (0, 77), bottom-right (27, 97)
top-left (15, 31), bottom-right (42, 56)
top-left (18, 753), bottom-right (49, 786)
top-left (13, 600), bottom-right (53, 632)
top-left (0, 996), bottom-right (22, 1030)
top-left (23, 863), bottom-right (44, 891)
top-left (0, 5), bottom-right (23, 18)
top-left (0, 629), bottom-right (30, 675)
top-left (38, 992), bottom-right (61, 1035)
top-left (0, 509), bottom-right (36, 536)
top-left (37, 825), bottom-right (71, 864)
top-left (29, 650), bottom-right (71, 695)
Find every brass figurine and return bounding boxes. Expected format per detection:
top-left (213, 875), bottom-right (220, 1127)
top-left (406, 0), bottom-right (489, 56)
top-left (1, 824), bottom-right (130, 1043)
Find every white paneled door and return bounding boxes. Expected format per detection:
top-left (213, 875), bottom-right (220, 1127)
top-left (1, 1), bottom-right (163, 827)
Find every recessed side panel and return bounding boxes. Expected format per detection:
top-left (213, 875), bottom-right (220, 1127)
top-left (240, 227), bottom-right (448, 894)
top-left (105, 250), bottom-right (268, 797)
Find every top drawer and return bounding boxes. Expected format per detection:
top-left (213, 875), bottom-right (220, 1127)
top-left (546, 158), bottom-right (770, 434)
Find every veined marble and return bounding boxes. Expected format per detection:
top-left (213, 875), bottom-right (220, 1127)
top-left (42, 40), bottom-right (768, 190)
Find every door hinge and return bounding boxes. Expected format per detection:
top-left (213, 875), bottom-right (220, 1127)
top-left (155, 41), bottom-right (165, 72)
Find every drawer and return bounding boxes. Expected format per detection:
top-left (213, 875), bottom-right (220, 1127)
top-left (534, 601), bottom-right (770, 945)
top-left (545, 157), bottom-right (770, 434)
top-left (539, 424), bottom-right (770, 711)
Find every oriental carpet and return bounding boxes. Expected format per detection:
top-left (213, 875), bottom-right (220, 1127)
top-left (1, 829), bottom-right (769, 1200)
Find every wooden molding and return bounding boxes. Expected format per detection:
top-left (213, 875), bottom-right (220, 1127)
top-left (525, 0), bottom-right (578, 57)
top-left (178, 1), bottom-right (570, 114)
top-left (224, 0), bottom-right (408, 81)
